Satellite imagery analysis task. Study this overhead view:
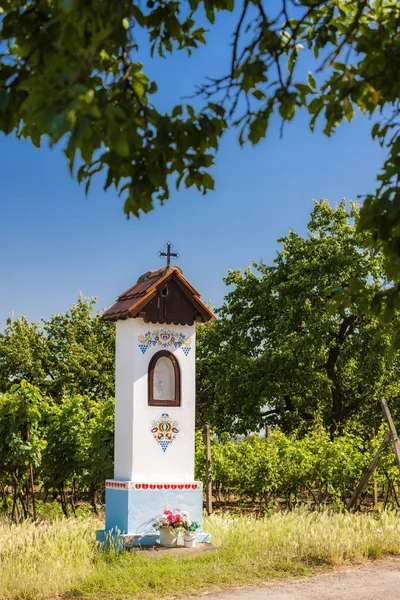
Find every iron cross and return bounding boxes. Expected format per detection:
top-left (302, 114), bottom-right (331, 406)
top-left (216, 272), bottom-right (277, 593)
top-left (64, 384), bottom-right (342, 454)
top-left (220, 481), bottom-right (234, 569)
top-left (159, 241), bottom-right (179, 268)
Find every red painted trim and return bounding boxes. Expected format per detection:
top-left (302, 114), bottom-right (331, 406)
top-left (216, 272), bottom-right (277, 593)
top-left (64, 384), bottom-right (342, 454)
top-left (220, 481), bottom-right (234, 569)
top-left (105, 481), bottom-right (201, 491)
top-left (105, 481), bottom-right (128, 489)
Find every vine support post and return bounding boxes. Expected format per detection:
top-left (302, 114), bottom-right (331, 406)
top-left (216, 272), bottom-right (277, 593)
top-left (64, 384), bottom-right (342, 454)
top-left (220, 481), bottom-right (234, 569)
top-left (380, 399), bottom-right (400, 473)
top-left (203, 423), bottom-right (213, 515)
top-left (28, 463), bottom-right (36, 521)
top-left (346, 431), bottom-right (390, 511)
top-left (372, 428), bottom-right (378, 507)
top-left (25, 409), bottom-right (37, 521)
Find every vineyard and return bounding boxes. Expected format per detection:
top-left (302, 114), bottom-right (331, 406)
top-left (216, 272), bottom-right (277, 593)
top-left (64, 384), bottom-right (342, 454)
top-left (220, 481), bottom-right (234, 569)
top-left (1, 381), bottom-right (399, 522)
top-left (0, 382), bottom-right (114, 520)
top-left (195, 425), bottom-right (400, 511)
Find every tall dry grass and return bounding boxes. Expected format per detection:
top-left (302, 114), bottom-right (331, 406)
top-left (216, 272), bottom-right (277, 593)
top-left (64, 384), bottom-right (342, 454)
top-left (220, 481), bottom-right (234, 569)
top-left (0, 516), bottom-right (98, 599)
top-left (1, 510), bottom-right (400, 599)
top-left (208, 509), bottom-right (400, 564)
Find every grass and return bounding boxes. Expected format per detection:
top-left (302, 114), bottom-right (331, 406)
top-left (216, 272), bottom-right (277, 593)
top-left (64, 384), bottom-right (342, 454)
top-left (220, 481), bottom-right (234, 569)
top-left (2, 510), bottom-right (400, 599)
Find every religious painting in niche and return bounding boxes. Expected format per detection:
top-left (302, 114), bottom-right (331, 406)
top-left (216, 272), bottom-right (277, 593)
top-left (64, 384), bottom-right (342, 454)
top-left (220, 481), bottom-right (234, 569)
top-left (138, 328), bottom-right (192, 356)
top-left (151, 413), bottom-right (180, 452)
top-left (154, 356), bottom-right (174, 400)
top-left (148, 350), bottom-right (181, 407)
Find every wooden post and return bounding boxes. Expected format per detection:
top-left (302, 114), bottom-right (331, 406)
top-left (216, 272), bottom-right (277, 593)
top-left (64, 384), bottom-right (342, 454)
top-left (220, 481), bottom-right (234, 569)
top-left (372, 428), bottom-right (378, 507)
top-left (29, 463), bottom-right (37, 521)
top-left (266, 425), bottom-right (272, 439)
top-left (25, 413), bottom-right (37, 521)
top-left (346, 431), bottom-right (390, 511)
top-left (203, 424), bottom-right (213, 515)
top-left (380, 399), bottom-right (400, 473)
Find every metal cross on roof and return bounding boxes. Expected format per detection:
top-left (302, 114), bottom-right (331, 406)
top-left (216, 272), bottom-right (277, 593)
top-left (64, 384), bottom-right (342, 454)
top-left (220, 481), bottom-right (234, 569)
top-left (158, 241), bottom-right (179, 268)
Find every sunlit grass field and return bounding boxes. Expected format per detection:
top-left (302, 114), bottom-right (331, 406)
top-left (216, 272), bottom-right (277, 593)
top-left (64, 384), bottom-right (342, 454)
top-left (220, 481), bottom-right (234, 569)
top-left (1, 510), bottom-right (400, 600)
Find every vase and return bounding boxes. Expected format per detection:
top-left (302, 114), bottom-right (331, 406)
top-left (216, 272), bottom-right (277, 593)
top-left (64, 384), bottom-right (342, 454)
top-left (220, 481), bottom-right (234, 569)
top-left (159, 528), bottom-right (178, 547)
top-left (183, 533), bottom-right (197, 548)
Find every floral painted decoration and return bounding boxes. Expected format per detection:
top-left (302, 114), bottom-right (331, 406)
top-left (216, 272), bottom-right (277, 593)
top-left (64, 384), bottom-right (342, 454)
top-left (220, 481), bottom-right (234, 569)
top-left (138, 328), bottom-right (192, 356)
top-left (151, 413), bottom-right (179, 452)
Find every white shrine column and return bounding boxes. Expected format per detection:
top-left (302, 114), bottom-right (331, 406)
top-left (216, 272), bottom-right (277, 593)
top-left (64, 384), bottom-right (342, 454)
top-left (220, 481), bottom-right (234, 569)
top-left (114, 319), bottom-right (136, 481)
top-left (97, 264), bottom-right (215, 545)
top-left (114, 318), bottom-right (196, 482)
top-left (130, 319), bottom-right (196, 483)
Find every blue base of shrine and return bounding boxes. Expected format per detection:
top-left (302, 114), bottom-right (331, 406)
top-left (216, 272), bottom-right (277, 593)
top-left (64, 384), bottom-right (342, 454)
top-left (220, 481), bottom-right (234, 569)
top-left (96, 530), bottom-right (211, 548)
top-left (97, 481), bottom-right (207, 547)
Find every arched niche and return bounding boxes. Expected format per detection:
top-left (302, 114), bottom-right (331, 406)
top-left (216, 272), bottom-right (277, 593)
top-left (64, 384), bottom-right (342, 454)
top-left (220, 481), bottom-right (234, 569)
top-left (148, 350), bottom-right (181, 407)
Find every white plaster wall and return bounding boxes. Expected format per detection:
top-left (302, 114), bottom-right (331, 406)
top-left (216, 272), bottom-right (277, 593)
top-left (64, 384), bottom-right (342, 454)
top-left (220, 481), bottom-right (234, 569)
top-left (114, 318), bottom-right (196, 482)
top-left (114, 320), bottom-right (136, 480)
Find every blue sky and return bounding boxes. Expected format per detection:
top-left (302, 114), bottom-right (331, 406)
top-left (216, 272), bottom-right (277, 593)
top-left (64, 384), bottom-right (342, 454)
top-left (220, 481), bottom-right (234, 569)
top-left (0, 7), bottom-right (386, 325)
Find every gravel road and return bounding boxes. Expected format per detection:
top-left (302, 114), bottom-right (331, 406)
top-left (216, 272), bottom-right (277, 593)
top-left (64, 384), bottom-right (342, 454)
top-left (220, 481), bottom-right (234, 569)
top-left (189, 558), bottom-right (400, 600)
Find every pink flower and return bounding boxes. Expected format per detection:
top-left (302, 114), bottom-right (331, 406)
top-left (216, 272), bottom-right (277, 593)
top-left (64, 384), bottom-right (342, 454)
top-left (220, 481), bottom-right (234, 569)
top-left (160, 509), bottom-right (186, 529)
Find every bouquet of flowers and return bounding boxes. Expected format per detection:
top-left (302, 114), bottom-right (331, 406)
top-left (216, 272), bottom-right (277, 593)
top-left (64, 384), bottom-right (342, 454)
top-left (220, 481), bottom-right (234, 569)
top-left (154, 509), bottom-right (184, 532)
top-left (182, 511), bottom-right (200, 535)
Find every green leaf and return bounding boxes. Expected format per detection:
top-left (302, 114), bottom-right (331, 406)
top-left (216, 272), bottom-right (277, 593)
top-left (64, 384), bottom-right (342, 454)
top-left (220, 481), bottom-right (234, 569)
top-left (307, 72), bottom-right (316, 90)
top-left (294, 84), bottom-right (312, 95)
top-left (113, 132), bottom-right (130, 157)
top-left (279, 96), bottom-right (296, 121)
top-left (205, 7), bottom-right (215, 23)
top-left (371, 123), bottom-right (380, 139)
top-left (172, 105), bottom-right (183, 118)
top-left (132, 79), bottom-right (146, 98)
top-left (252, 90), bottom-right (265, 101)
top-left (248, 116), bottom-right (268, 145)
top-left (343, 98), bottom-right (354, 123)
top-left (201, 172), bottom-right (214, 191)
top-left (0, 90), bottom-right (8, 111)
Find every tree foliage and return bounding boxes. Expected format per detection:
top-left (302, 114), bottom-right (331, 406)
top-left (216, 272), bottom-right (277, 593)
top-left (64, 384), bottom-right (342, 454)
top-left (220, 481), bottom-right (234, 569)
top-left (0, 295), bottom-right (115, 401)
top-left (3, 0), bottom-right (400, 319)
top-left (0, 297), bottom-right (115, 518)
top-left (41, 394), bottom-right (114, 516)
top-left (0, 0), bottom-right (225, 215)
top-left (0, 381), bottom-right (48, 520)
top-left (1, 0), bottom-right (400, 261)
top-left (197, 200), bottom-right (400, 434)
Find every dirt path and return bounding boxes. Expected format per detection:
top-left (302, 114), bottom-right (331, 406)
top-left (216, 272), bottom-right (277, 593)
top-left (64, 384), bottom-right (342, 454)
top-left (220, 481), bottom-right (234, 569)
top-left (190, 558), bottom-right (400, 600)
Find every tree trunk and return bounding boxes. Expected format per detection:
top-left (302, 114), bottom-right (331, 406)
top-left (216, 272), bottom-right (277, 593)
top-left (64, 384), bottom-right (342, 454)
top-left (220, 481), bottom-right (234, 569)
top-left (59, 485), bottom-right (69, 517)
top-left (325, 315), bottom-right (360, 434)
top-left (9, 464), bottom-right (21, 523)
top-left (325, 341), bottom-right (344, 434)
top-left (89, 482), bottom-right (99, 515)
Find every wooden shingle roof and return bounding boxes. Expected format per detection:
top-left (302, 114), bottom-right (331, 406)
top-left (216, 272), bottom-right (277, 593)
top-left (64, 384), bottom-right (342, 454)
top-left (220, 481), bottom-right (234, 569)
top-left (102, 266), bottom-right (215, 326)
